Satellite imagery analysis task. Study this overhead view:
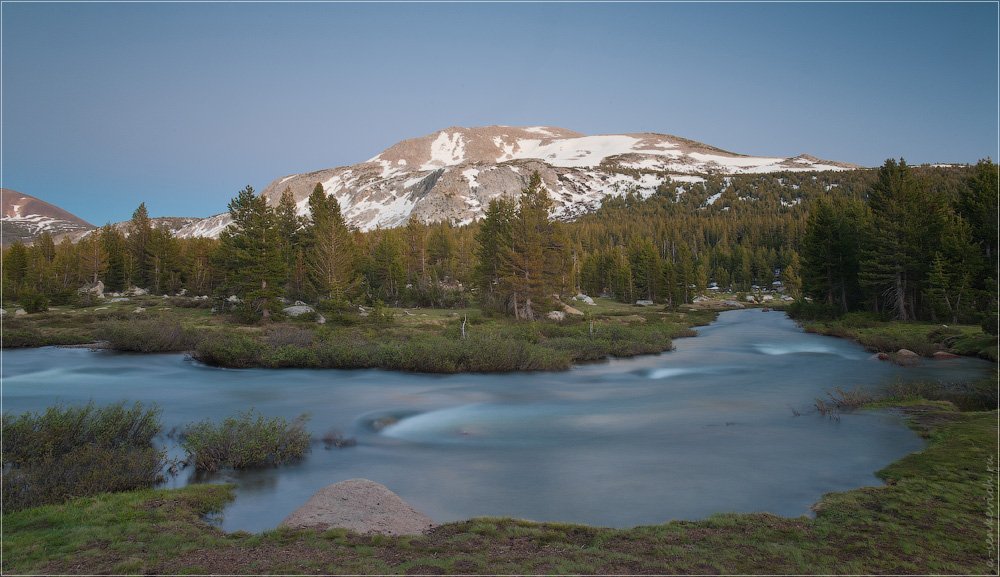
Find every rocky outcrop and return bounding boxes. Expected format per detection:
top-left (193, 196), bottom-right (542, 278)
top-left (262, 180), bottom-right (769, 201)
top-left (280, 479), bottom-right (434, 535)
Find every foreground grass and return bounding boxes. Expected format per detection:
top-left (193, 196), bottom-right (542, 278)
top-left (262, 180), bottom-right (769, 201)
top-left (1, 297), bottom-right (717, 373)
top-left (5, 405), bottom-right (997, 574)
top-left (802, 314), bottom-right (998, 362)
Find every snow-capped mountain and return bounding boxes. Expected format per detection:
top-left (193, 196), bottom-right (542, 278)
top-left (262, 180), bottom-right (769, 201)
top-left (1, 188), bottom-right (94, 244)
top-left (172, 126), bottom-right (858, 238)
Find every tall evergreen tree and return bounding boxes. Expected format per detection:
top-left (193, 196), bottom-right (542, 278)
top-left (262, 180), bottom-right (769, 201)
top-left (473, 197), bottom-right (516, 313)
top-left (859, 159), bottom-right (946, 320)
top-left (126, 203), bottom-right (153, 289)
top-left (303, 183), bottom-right (356, 303)
top-left (214, 185), bottom-right (287, 321)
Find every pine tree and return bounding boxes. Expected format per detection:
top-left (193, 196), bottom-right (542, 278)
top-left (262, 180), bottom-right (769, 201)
top-left (473, 197), bottom-right (515, 313)
top-left (100, 225), bottom-right (128, 292)
top-left (303, 183), bottom-right (356, 303)
top-left (505, 172), bottom-right (554, 319)
top-left (126, 203), bottom-right (153, 289)
top-left (214, 185), bottom-right (287, 321)
top-left (3, 241), bottom-right (29, 299)
top-left (78, 232), bottom-right (108, 285)
top-left (860, 159), bottom-right (948, 320)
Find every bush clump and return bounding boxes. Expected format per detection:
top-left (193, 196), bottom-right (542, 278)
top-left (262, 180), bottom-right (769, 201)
top-left (18, 289), bottom-right (49, 314)
top-left (180, 409), bottom-right (311, 472)
top-left (1, 402), bottom-right (164, 511)
top-left (96, 318), bottom-right (197, 352)
top-left (193, 332), bottom-right (266, 368)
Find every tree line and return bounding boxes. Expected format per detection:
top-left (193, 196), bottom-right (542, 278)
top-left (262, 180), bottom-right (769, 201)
top-left (2, 161), bottom-right (995, 328)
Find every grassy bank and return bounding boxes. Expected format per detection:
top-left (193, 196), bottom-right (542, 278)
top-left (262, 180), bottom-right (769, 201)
top-left (0, 296), bottom-right (717, 373)
top-left (799, 313), bottom-right (998, 362)
top-left (4, 399), bottom-right (997, 574)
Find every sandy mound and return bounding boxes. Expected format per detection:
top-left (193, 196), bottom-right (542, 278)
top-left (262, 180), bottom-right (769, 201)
top-left (280, 479), bottom-right (434, 535)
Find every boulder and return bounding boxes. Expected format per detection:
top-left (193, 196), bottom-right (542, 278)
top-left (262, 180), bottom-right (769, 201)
top-left (78, 280), bottom-right (105, 298)
top-left (573, 293), bottom-right (596, 306)
top-left (0, 308), bottom-right (5, 317)
top-left (133, 307), bottom-right (146, 314)
top-left (722, 300), bottom-right (746, 309)
top-left (561, 304), bottom-right (584, 316)
top-left (745, 295), bottom-right (757, 303)
top-left (106, 297), bottom-right (129, 303)
top-left (283, 305), bottom-right (316, 317)
top-left (14, 308), bottom-right (27, 317)
top-left (227, 295), bottom-right (242, 304)
top-left (873, 352), bottom-right (890, 361)
top-left (932, 351), bottom-right (960, 359)
top-left (896, 349), bottom-right (919, 358)
top-left (280, 479), bottom-right (434, 535)
top-left (546, 310), bottom-right (566, 321)
top-left (125, 286), bottom-right (148, 297)
top-left (635, 300), bottom-right (654, 307)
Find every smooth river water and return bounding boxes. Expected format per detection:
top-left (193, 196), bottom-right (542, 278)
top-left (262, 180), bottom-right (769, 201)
top-left (2, 310), bottom-right (993, 532)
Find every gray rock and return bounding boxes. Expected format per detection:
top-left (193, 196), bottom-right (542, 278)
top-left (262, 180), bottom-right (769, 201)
top-left (78, 280), bottom-right (105, 298)
top-left (545, 310), bottom-right (566, 321)
top-left (0, 308), bottom-right (5, 317)
top-left (133, 307), bottom-right (146, 314)
top-left (573, 293), bottom-right (596, 306)
top-left (125, 286), bottom-right (148, 297)
top-left (280, 479), bottom-right (434, 535)
top-left (106, 297), bottom-right (130, 303)
top-left (896, 349), bottom-right (919, 358)
top-left (722, 300), bottom-right (746, 309)
top-left (932, 351), bottom-right (960, 359)
top-left (227, 295), bottom-right (242, 304)
top-left (283, 305), bottom-right (315, 317)
top-left (14, 308), bottom-right (27, 317)
top-left (635, 300), bottom-right (654, 307)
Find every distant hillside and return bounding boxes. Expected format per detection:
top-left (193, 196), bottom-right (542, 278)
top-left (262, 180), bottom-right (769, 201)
top-left (1, 188), bottom-right (94, 245)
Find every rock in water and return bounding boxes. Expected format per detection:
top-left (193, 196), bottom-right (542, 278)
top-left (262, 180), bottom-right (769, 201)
top-left (280, 479), bottom-right (434, 535)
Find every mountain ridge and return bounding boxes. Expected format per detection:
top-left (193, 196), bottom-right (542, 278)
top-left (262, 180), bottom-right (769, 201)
top-left (1, 188), bottom-right (95, 245)
top-left (173, 125), bottom-right (857, 238)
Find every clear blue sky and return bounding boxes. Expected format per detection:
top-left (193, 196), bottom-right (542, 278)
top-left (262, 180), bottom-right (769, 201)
top-left (2, 2), bottom-right (997, 224)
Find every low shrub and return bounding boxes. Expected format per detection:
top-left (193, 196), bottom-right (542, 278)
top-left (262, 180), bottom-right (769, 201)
top-left (96, 318), bottom-right (197, 352)
top-left (265, 345), bottom-right (320, 368)
top-left (1, 402), bottom-right (164, 511)
top-left (786, 301), bottom-right (841, 321)
top-left (193, 332), bottom-right (266, 368)
top-left (927, 325), bottom-right (962, 345)
top-left (18, 289), bottom-right (49, 314)
top-left (882, 375), bottom-right (999, 412)
top-left (167, 297), bottom-right (213, 309)
top-left (265, 325), bottom-right (314, 348)
top-left (180, 409), bottom-right (311, 472)
top-left (2, 445), bottom-right (164, 512)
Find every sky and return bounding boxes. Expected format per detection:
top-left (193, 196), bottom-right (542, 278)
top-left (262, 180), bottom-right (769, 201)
top-left (2, 2), bottom-right (997, 224)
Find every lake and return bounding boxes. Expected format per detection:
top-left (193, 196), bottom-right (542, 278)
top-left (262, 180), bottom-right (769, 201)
top-left (2, 309), bottom-right (993, 532)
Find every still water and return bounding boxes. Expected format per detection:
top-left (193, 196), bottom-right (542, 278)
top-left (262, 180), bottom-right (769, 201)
top-left (3, 310), bottom-right (993, 532)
